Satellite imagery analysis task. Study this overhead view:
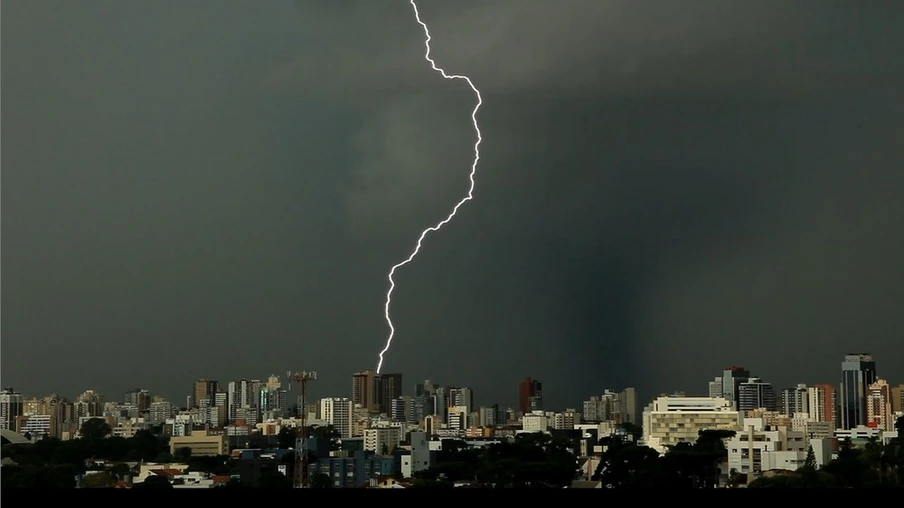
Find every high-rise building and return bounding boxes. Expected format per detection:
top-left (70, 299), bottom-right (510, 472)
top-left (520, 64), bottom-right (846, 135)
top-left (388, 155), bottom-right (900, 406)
top-left (391, 396), bottom-right (415, 424)
top-left (226, 379), bottom-right (256, 423)
top-left (213, 391), bottom-right (228, 427)
top-left (620, 387), bottom-right (637, 424)
top-left (449, 387), bottom-right (474, 416)
top-left (352, 370), bottom-right (378, 412)
top-left (410, 431), bottom-right (431, 474)
top-left (721, 367), bottom-right (750, 408)
top-left (319, 397), bottom-right (354, 439)
top-left (781, 384), bottom-right (810, 417)
top-left (448, 406), bottom-right (468, 430)
top-left (377, 373), bottom-right (403, 414)
top-left (267, 389), bottom-right (288, 413)
top-left (433, 387), bottom-right (447, 423)
top-left (708, 378), bottom-right (723, 398)
top-left (582, 396), bottom-right (603, 422)
top-left (840, 353), bottom-right (877, 429)
top-left (415, 380), bottom-right (434, 397)
top-left (125, 389), bottom-right (151, 412)
top-left (363, 427), bottom-right (401, 454)
top-left (0, 388), bottom-right (24, 431)
top-left (892, 384), bottom-right (904, 414)
top-left (866, 379), bottom-right (893, 431)
top-left (581, 389), bottom-right (635, 423)
top-left (738, 378), bottom-right (777, 414)
top-left (478, 405), bottom-right (498, 427)
top-left (192, 378), bottom-right (219, 409)
top-left (250, 379), bottom-right (264, 417)
top-left (806, 384), bottom-right (836, 424)
top-left (75, 390), bottom-right (104, 418)
top-left (148, 398), bottom-right (174, 424)
top-left (519, 377), bottom-right (542, 414)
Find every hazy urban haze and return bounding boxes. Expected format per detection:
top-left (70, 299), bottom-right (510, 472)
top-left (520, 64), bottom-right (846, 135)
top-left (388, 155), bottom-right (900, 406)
top-left (2, 0), bottom-right (903, 408)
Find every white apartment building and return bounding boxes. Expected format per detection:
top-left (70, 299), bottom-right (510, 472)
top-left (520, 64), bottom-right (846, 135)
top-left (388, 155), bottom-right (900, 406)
top-left (521, 411), bottom-right (548, 433)
top-left (834, 425), bottom-right (884, 442)
top-left (575, 422), bottom-right (620, 438)
top-left (726, 418), bottom-right (808, 475)
top-left (17, 414), bottom-right (51, 436)
top-left (447, 406), bottom-right (468, 431)
top-left (148, 400), bottom-right (174, 424)
top-left (789, 413), bottom-right (835, 439)
top-left (642, 396), bottom-right (741, 453)
top-left (363, 427), bottom-right (401, 454)
top-left (319, 398), bottom-right (354, 439)
top-left (112, 419), bottom-right (147, 438)
top-left (551, 410), bottom-right (580, 430)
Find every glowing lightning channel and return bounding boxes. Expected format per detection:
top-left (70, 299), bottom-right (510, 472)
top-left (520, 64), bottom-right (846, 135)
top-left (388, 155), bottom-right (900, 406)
top-left (376, 0), bottom-right (484, 374)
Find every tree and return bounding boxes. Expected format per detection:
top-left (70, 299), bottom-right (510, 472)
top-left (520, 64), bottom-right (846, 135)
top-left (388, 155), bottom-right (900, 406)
top-left (619, 422), bottom-right (643, 442)
top-left (97, 436), bottom-right (131, 461)
top-left (821, 439), bottom-right (873, 487)
top-left (727, 468), bottom-right (743, 488)
top-left (411, 478), bottom-right (453, 488)
top-left (309, 471), bottom-right (333, 488)
top-left (1, 464), bottom-right (78, 489)
top-left (416, 434), bottom-right (579, 487)
top-left (185, 454), bottom-right (233, 476)
top-left (749, 474), bottom-right (808, 488)
top-left (80, 471), bottom-right (115, 488)
top-left (110, 463), bottom-right (132, 481)
top-left (693, 429), bottom-right (736, 488)
top-left (896, 415), bottom-right (904, 436)
top-left (129, 429), bottom-right (166, 462)
top-left (222, 478), bottom-right (245, 489)
top-left (258, 471), bottom-right (293, 489)
top-left (307, 425), bottom-right (342, 451)
top-left (154, 452), bottom-right (173, 463)
top-left (174, 447), bottom-right (192, 462)
top-left (50, 439), bottom-right (91, 469)
top-left (79, 419), bottom-right (112, 441)
top-left (277, 427), bottom-right (296, 450)
top-left (593, 442), bottom-right (662, 488)
top-left (804, 445), bottom-right (817, 469)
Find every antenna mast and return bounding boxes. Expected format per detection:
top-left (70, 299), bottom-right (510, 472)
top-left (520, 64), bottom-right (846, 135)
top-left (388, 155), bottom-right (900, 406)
top-left (287, 370), bottom-right (317, 489)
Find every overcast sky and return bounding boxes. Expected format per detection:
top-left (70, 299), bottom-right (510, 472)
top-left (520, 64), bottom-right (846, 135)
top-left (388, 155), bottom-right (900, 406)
top-left (3, 0), bottom-right (903, 409)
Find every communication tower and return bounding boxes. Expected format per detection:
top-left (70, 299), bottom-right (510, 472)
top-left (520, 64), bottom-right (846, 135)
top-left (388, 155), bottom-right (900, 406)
top-left (287, 370), bottom-right (317, 488)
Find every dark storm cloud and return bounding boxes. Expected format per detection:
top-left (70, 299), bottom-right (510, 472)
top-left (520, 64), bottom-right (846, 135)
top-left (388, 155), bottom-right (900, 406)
top-left (2, 0), bottom-right (902, 409)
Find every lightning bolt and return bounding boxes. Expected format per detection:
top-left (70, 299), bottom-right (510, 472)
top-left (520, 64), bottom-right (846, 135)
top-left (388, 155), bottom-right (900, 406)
top-left (376, 0), bottom-right (484, 374)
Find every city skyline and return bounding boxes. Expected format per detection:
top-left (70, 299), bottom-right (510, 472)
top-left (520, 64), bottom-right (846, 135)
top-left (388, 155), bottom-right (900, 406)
top-left (3, 0), bottom-right (903, 420)
top-left (3, 351), bottom-right (900, 489)
top-left (4, 352), bottom-right (900, 420)
top-left (4, 353), bottom-right (902, 445)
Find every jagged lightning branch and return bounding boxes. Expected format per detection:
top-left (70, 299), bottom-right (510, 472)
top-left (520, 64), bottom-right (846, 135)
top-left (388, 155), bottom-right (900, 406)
top-left (376, 0), bottom-right (483, 374)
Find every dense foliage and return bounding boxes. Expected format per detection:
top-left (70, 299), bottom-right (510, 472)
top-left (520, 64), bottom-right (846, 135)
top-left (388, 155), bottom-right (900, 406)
top-left (747, 416), bottom-right (904, 489)
top-left (2, 420), bottom-right (172, 488)
top-left (0, 422), bottom-right (341, 489)
top-left (3, 417), bottom-right (902, 488)
top-left (411, 433), bottom-right (580, 488)
top-left (592, 416), bottom-right (904, 489)
top-left (592, 429), bottom-right (736, 488)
